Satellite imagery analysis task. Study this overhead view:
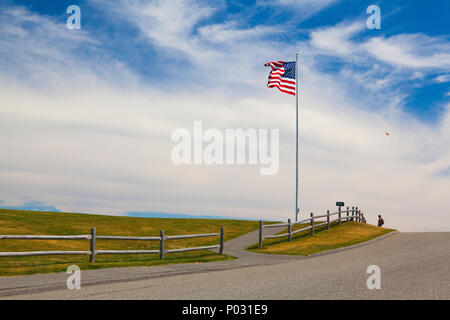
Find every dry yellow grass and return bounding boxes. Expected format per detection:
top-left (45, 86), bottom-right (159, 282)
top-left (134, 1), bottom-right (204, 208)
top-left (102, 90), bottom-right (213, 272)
top-left (0, 209), bottom-right (259, 276)
top-left (248, 221), bottom-right (396, 255)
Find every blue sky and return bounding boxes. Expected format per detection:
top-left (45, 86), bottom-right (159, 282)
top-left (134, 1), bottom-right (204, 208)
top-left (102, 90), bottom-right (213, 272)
top-left (0, 0), bottom-right (449, 231)
top-left (5, 0), bottom-right (448, 121)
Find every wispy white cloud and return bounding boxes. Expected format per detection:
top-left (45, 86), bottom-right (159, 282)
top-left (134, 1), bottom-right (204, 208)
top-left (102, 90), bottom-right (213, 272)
top-left (434, 74), bottom-right (450, 83)
top-left (119, 0), bottom-right (217, 55)
top-left (310, 21), bottom-right (364, 57)
top-left (98, 0), bottom-right (294, 90)
top-left (257, 0), bottom-right (341, 20)
top-left (308, 23), bottom-right (450, 72)
top-left (0, 5), bottom-right (137, 91)
top-left (307, 22), bottom-right (450, 102)
top-left (198, 22), bottom-right (283, 43)
top-left (363, 34), bottom-right (450, 69)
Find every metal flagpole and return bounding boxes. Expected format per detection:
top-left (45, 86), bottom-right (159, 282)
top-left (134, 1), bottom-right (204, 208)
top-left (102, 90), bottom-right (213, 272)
top-left (295, 53), bottom-right (299, 222)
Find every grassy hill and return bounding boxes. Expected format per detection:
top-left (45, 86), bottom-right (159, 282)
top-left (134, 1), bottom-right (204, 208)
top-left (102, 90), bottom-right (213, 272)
top-left (0, 209), bottom-right (259, 277)
top-left (248, 221), bottom-right (396, 255)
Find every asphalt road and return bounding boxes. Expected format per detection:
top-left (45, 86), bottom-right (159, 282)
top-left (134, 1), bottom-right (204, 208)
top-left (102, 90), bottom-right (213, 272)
top-left (1, 231), bottom-right (449, 299)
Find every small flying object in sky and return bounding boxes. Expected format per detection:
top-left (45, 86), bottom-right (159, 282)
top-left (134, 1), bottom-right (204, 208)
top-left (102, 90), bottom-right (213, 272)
top-left (385, 131), bottom-right (390, 136)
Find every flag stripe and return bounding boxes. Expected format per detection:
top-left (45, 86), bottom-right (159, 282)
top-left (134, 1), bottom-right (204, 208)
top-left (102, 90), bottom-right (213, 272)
top-left (268, 85), bottom-right (296, 95)
top-left (268, 77), bottom-right (296, 85)
top-left (268, 82), bottom-right (295, 91)
top-left (267, 84), bottom-right (295, 92)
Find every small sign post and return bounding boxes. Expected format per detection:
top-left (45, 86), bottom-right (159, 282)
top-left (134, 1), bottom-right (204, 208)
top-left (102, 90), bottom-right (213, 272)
top-left (336, 202), bottom-right (344, 225)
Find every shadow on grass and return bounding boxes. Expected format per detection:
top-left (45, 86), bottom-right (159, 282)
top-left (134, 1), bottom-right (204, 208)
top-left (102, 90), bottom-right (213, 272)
top-left (0, 250), bottom-right (235, 277)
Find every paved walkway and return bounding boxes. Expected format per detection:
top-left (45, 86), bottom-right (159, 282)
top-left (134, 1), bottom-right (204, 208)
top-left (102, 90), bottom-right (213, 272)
top-left (0, 226), bottom-right (290, 297)
top-left (0, 226), bottom-right (408, 299)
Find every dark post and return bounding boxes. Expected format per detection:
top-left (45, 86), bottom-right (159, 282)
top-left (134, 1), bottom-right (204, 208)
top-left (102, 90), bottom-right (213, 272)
top-left (258, 220), bottom-right (263, 248)
top-left (356, 207), bottom-right (359, 222)
top-left (327, 210), bottom-right (330, 230)
top-left (89, 227), bottom-right (96, 263)
top-left (288, 218), bottom-right (292, 242)
top-left (219, 226), bottom-right (225, 255)
top-left (310, 212), bottom-right (314, 235)
top-left (338, 206), bottom-right (342, 225)
top-left (346, 206), bottom-right (349, 221)
top-left (352, 206), bottom-right (355, 221)
top-left (160, 230), bottom-right (165, 260)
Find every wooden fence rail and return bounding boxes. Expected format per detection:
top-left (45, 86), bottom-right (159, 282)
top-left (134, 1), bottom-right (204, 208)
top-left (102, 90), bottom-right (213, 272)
top-left (258, 206), bottom-right (366, 248)
top-left (0, 226), bottom-right (225, 262)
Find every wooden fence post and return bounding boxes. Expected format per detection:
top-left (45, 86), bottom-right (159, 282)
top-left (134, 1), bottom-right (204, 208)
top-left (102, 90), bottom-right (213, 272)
top-left (288, 218), bottom-right (292, 242)
top-left (258, 220), bottom-right (263, 248)
top-left (219, 226), bottom-right (225, 255)
top-left (338, 206), bottom-right (342, 225)
top-left (346, 206), bottom-right (349, 222)
top-left (89, 227), bottom-right (96, 263)
top-left (310, 212), bottom-right (314, 235)
top-left (356, 207), bottom-right (359, 222)
top-left (352, 206), bottom-right (355, 221)
top-left (160, 230), bottom-right (165, 260)
top-left (327, 210), bottom-right (330, 230)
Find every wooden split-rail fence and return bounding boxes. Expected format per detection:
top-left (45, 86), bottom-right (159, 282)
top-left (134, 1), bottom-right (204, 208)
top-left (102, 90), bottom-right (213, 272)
top-left (0, 227), bottom-right (225, 262)
top-left (259, 206), bottom-right (365, 248)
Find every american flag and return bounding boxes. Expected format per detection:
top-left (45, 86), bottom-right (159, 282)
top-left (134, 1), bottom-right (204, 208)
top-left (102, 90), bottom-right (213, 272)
top-left (264, 61), bottom-right (296, 95)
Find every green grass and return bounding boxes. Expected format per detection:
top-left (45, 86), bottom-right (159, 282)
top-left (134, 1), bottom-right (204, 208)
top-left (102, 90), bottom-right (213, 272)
top-left (0, 209), bottom-right (259, 277)
top-left (247, 221), bottom-right (396, 256)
